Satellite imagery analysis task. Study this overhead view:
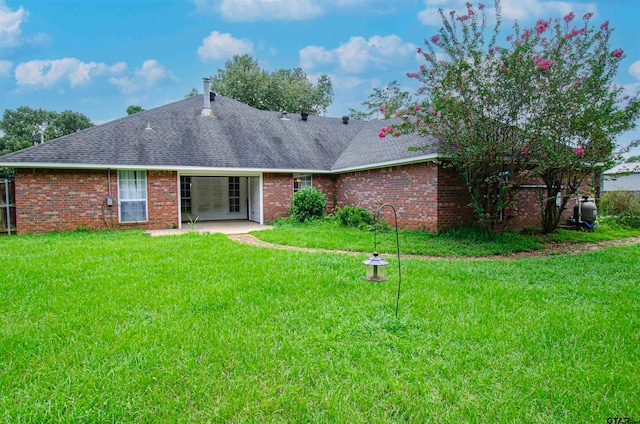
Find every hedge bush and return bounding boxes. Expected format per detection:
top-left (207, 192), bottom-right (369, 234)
top-left (290, 187), bottom-right (327, 222)
top-left (599, 191), bottom-right (640, 228)
top-left (334, 205), bottom-right (375, 229)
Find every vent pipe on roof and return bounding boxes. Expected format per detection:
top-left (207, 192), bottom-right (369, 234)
top-left (342, 115), bottom-right (349, 125)
top-left (280, 112), bottom-right (289, 121)
top-left (201, 77), bottom-right (214, 117)
top-left (301, 112), bottom-right (309, 121)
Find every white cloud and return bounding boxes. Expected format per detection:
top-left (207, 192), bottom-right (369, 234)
top-left (0, 0), bottom-right (26, 47)
top-left (200, 0), bottom-right (323, 21)
top-left (14, 58), bottom-right (124, 87)
top-left (197, 31), bottom-right (253, 62)
top-left (196, 0), bottom-right (415, 21)
top-left (336, 35), bottom-right (416, 74)
top-left (0, 59), bottom-right (12, 77)
top-left (300, 34), bottom-right (416, 74)
top-left (418, 0), bottom-right (598, 26)
top-left (109, 59), bottom-right (176, 94)
top-left (630, 61), bottom-right (640, 81)
top-left (299, 45), bottom-right (334, 70)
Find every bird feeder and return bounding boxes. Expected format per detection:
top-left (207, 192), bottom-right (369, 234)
top-left (362, 252), bottom-right (389, 282)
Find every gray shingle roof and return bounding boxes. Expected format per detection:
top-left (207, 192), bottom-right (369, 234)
top-left (0, 95), bottom-right (436, 172)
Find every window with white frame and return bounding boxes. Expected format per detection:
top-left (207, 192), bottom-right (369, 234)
top-left (118, 170), bottom-right (147, 222)
top-left (293, 174), bottom-right (312, 193)
top-left (229, 177), bottom-right (240, 213)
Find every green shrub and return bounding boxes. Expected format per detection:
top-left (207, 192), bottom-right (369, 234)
top-left (334, 205), bottom-right (375, 229)
top-left (290, 187), bottom-right (327, 222)
top-left (599, 191), bottom-right (640, 228)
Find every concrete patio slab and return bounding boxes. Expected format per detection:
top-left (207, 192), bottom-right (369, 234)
top-left (145, 220), bottom-right (273, 237)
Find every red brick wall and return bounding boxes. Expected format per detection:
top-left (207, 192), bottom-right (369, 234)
top-left (312, 174), bottom-right (337, 213)
top-left (262, 173), bottom-right (293, 222)
top-left (436, 165), bottom-right (476, 231)
top-left (335, 162), bottom-right (441, 231)
top-left (262, 173), bottom-right (336, 222)
top-left (499, 186), bottom-right (545, 231)
top-left (14, 168), bottom-right (178, 234)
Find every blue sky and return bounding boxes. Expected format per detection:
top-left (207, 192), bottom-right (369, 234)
top-left (1, 0), bottom-right (639, 153)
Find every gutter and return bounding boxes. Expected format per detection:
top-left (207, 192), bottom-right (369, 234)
top-left (0, 154), bottom-right (441, 175)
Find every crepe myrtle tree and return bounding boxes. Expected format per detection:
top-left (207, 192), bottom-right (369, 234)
top-left (381, 0), bottom-right (640, 233)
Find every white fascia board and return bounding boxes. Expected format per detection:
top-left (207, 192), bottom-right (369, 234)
top-left (0, 162), bottom-right (328, 175)
top-left (331, 153), bottom-right (439, 173)
top-left (1, 156), bottom-right (441, 175)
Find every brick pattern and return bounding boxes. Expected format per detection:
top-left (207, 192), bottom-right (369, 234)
top-left (335, 162), bottom-right (443, 231)
top-left (14, 168), bottom-right (178, 234)
top-left (15, 165), bottom-right (566, 234)
top-left (262, 173), bottom-right (337, 222)
top-left (436, 165), bottom-right (476, 231)
top-left (262, 173), bottom-right (294, 222)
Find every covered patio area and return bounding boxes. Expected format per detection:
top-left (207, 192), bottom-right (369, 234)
top-left (145, 220), bottom-right (272, 237)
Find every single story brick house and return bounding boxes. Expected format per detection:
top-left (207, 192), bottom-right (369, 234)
top-left (0, 80), bottom-right (543, 234)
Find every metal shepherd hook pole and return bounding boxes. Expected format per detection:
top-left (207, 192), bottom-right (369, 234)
top-left (374, 204), bottom-right (402, 317)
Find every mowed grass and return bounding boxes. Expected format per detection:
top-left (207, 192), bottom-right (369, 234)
top-left (252, 220), bottom-right (640, 256)
top-left (1, 230), bottom-right (639, 422)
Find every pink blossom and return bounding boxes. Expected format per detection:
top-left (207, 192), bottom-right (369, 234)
top-left (416, 119), bottom-right (422, 125)
top-left (431, 35), bottom-right (440, 44)
top-left (478, 3), bottom-right (485, 10)
top-left (378, 130), bottom-right (386, 138)
top-left (613, 48), bottom-right (623, 58)
top-left (416, 47), bottom-right (423, 54)
top-left (502, 67), bottom-right (509, 73)
top-left (414, 105), bottom-right (422, 111)
top-left (535, 19), bottom-right (549, 34)
top-left (600, 21), bottom-right (609, 31)
top-left (468, 9), bottom-right (475, 16)
top-left (563, 12), bottom-right (575, 23)
top-left (450, 10), bottom-right (456, 17)
top-left (406, 72), bottom-right (420, 78)
top-left (418, 87), bottom-right (427, 94)
top-left (623, 95), bottom-right (630, 100)
top-left (521, 29), bottom-right (531, 39)
top-left (583, 12), bottom-right (593, 20)
top-left (520, 150), bottom-right (528, 156)
top-left (542, 152), bottom-right (548, 157)
top-left (456, 15), bottom-right (469, 22)
top-left (535, 56), bottom-right (553, 71)
top-left (379, 105), bottom-right (386, 114)
top-left (465, 1), bottom-right (472, 7)
top-left (573, 145), bottom-right (584, 156)
top-left (506, 35), bottom-right (513, 41)
top-left (420, 64), bottom-right (426, 72)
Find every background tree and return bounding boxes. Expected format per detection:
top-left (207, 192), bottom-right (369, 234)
top-left (0, 106), bottom-right (93, 178)
top-left (126, 105), bottom-right (145, 115)
top-left (626, 155), bottom-right (640, 162)
top-left (349, 80), bottom-right (414, 120)
top-left (0, 106), bottom-right (93, 155)
top-left (210, 54), bottom-right (333, 115)
top-left (384, 0), bottom-right (640, 233)
top-left (184, 87), bottom-right (199, 98)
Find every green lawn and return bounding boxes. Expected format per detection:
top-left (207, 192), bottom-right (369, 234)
top-left (253, 219), bottom-right (640, 256)
top-left (1, 230), bottom-right (638, 422)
